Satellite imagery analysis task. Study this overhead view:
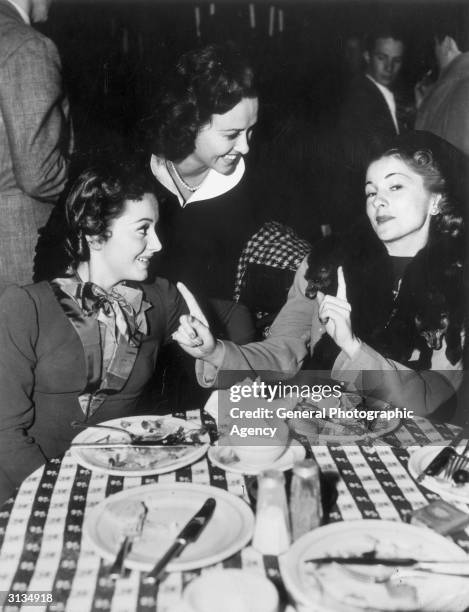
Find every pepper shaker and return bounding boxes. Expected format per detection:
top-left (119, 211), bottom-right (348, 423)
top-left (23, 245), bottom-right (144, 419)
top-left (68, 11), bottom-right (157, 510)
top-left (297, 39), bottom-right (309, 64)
top-left (290, 458), bottom-right (322, 541)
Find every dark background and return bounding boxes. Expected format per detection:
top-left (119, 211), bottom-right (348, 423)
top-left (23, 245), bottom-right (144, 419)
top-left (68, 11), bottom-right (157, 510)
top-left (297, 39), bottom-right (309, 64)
top-left (38, 0), bottom-right (469, 236)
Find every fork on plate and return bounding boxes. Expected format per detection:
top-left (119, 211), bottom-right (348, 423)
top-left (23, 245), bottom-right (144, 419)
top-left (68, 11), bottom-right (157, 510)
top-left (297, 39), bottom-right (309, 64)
top-left (109, 501), bottom-right (148, 580)
top-left (441, 440), bottom-right (469, 481)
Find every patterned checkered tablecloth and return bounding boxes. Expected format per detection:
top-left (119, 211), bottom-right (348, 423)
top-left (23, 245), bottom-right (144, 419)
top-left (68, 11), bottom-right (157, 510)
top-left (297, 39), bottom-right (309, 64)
top-left (0, 411), bottom-right (468, 612)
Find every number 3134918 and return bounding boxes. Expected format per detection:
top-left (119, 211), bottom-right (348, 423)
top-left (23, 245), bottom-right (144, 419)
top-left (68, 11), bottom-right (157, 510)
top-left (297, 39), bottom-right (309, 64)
top-left (7, 592), bottom-right (53, 604)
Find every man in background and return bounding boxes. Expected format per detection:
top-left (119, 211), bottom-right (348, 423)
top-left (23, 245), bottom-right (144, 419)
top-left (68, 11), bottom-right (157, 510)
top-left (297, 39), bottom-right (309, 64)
top-left (331, 27), bottom-right (406, 231)
top-left (0, 0), bottom-right (72, 290)
top-left (416, 28), bottom-right (469, 157)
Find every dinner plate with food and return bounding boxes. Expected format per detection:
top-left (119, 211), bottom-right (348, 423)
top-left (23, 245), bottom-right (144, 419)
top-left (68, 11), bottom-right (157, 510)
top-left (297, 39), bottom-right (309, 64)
top-left (288, 393), bottom-right (401, 444)
top-left (280, 519), bottom-right (469, 612)
top-left (69, 415), bottom-right (210, 476)
top-left (84, 482), bottom-right (254, 571)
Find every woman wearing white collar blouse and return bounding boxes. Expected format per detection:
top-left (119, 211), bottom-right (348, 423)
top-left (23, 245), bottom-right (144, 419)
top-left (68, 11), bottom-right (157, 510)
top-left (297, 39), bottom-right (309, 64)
top-left (144, 42), bottom-right (260, 344)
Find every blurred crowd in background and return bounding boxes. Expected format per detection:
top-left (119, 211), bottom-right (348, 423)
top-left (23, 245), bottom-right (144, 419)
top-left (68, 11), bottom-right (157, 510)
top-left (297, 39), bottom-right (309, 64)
top-left (39, 0), bottom-right (469, 240)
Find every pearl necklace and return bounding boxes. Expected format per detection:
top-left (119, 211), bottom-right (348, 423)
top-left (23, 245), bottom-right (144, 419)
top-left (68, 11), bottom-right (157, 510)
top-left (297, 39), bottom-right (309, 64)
top-left (168, 161), bottom-right (203, 192)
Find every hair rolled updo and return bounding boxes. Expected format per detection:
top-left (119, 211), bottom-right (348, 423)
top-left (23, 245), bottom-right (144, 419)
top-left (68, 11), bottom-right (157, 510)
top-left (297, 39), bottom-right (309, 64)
top-left (143, 42), bottom-right (257, 162)
top-left (64, 160), bottom-right (156, 266)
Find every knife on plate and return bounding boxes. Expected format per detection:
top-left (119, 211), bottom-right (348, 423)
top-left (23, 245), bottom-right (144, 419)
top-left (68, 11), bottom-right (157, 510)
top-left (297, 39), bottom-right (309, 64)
top-left (144, 497), bottom-right (216, 583)
top-left (69, 441), bottom-right (203, 449)
top-left (416, 430), bottom-right (466, 483)
top-left (305, 556), bottom-right (469, 566)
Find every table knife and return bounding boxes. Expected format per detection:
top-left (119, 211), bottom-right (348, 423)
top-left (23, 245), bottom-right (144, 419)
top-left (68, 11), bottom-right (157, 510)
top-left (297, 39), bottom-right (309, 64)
top-left (70, 441), bottom-right (203, 449)
top-left (305, 556), bottom-right (469, 566)
top-left (144, 497), bottom-right (216, 583)
top-left (416, 430), bottom-right (466, 483)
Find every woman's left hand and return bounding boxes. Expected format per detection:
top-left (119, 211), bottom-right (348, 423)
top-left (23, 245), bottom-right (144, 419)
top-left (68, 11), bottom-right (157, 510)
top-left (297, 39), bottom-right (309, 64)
top-left (316, 266), bottom-right (361, 358)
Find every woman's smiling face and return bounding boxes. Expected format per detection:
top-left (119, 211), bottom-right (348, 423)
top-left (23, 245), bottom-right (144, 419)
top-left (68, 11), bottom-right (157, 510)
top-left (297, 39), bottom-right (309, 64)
top-left (191, 96), bottom-right (259, 175)
top-left (365, 155), bottom-right (436, 256)
top-left (89, 193), bottom-right (162, 290)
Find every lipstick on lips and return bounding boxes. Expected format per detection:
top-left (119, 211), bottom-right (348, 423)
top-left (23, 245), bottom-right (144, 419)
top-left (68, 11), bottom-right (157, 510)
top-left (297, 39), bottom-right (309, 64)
top-left (375, 215), bottom-right (394, 225)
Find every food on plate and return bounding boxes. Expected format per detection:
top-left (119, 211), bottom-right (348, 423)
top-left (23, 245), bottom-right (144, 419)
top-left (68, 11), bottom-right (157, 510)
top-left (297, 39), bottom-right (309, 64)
top-left (79, 418), bottom-right (206, 469)
top-left (92, 444), bottom-right (193, 469)
top-left (293, 393), bottom-right (391, 439)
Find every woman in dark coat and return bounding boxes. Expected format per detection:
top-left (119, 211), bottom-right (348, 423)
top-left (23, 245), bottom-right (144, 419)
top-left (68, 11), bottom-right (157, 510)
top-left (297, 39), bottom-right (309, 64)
top-left (144, 42), bottom-right (260, 344)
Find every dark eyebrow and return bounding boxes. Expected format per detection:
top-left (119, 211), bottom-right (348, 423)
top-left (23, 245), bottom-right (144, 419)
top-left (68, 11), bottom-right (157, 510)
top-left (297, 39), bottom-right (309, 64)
top-left (132, 217), bottom-right (155, 224)
top-left (384, 172), bottom-right (410, 179)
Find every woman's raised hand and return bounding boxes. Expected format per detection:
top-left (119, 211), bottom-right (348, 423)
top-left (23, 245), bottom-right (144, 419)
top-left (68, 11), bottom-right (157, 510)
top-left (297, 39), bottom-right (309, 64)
top-left (316, 266), bottom-right (361, 359)
top-left (172, 282), bottom-right (221, 362)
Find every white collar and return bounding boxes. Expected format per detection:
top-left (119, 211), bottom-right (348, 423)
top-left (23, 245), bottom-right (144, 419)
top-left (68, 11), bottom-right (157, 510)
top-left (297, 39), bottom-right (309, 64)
top-left (5, 0), bottom-right (30, 24)
top-left (366, 74), bottom-right (394, 98)
top-left (150, 154), bottom-right (245, 207)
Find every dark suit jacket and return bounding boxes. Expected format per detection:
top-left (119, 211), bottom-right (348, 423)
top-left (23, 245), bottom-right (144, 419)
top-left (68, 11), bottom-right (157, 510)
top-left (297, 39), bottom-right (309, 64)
top-left (331, 75), bottom-right (400, 231)
top-left (0, 278), bottom-right (186, 503)
top-left (338, 75), bottom-right (399, 170)
top-left (0, 0), bottom-right (73, 289)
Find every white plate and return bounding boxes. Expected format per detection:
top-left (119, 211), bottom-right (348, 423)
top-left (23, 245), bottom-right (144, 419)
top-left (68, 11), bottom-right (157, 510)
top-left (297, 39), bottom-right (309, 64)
top-left (208, 444), bottom-right (305, 475)
top-left (69, 415), bottom-right (209, 476)
top-left (183, 569), bottom-right (279, 612)
top-left (84, 482), bottom-right (254, 571)
top-left (408, 446), bottom-right (469, 503)
top-left (292, 393), bottom-right (401, 444)
top-left (280, 519), bottom-right (469, 612)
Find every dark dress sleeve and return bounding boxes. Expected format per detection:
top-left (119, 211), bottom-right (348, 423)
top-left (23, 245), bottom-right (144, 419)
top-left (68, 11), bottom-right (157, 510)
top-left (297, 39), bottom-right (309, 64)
top-left (0, 286), bottom-right (47, 503)
top-left (143, 277), bottom-right (189, 344)
top-left (163, 280), bottom-right (189, 341)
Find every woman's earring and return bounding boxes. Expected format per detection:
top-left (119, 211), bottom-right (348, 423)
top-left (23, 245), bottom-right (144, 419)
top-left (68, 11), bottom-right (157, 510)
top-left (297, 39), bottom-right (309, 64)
top-left (430, 195), bottom-right (441, 216)
top-left (86, 236), bottom-right (102, 251)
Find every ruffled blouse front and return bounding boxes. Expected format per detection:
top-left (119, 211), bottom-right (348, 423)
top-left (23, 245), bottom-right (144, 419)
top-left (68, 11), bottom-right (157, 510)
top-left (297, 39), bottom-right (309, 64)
top-left (51, 278), bottom-right (152, 418)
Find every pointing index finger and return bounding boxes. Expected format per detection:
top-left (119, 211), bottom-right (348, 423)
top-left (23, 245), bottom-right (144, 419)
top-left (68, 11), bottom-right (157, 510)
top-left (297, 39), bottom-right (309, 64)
top-left (176, 282), bottom-right (209, 326)
top-left (336, 266), bottom-right (347, 301)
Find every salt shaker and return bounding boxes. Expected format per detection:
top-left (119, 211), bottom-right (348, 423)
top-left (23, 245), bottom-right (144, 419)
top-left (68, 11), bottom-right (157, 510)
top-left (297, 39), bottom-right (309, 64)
top-left (290, 458), bottom-right (322, 541)
top-left (252, 469), bottom-right (291, 554)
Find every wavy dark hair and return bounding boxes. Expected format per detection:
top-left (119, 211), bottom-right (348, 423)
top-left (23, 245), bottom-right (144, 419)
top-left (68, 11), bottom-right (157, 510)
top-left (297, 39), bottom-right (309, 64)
top-left (143, 42), bottom-right (257, 162)
top-left (64, 160), bottom-right (156, 266)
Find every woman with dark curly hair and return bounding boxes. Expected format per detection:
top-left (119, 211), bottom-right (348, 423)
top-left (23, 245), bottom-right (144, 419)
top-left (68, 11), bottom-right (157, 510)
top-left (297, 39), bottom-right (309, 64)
top-left (174, 131), bottom-right (466, 418)
top-left (145, 42), bottom-right (259, 344)
top-left (0, 160), bottom-right (190, 504)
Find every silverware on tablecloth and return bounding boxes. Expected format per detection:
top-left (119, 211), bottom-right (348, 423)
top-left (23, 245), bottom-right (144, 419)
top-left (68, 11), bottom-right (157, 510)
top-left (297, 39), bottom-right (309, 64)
top-left (109, 502), bottom-right (148, 580)
top-left (416, 430), bottom-right (466, 483)
top-left (144, 497), bottom-right (216, 584)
